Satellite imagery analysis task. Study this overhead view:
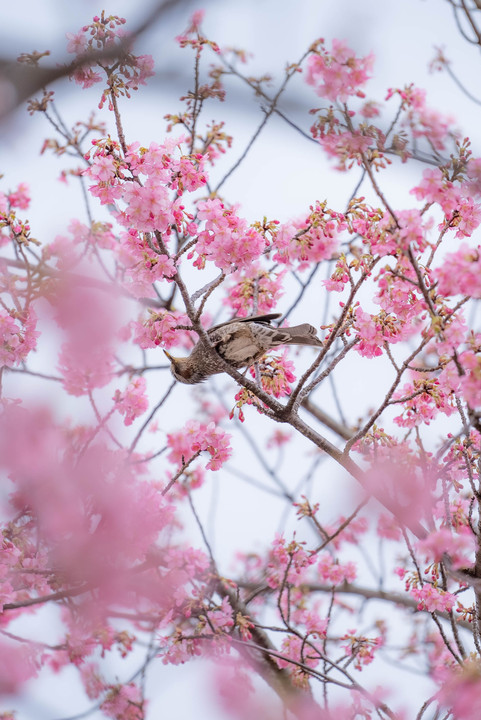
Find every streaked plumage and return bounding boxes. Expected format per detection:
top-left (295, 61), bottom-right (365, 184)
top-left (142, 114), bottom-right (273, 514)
top-left (164, 313), bottom-right (322, 384)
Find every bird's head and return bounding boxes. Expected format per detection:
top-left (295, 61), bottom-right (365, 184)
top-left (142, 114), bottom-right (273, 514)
top-left (163, 350), bottom-right (207, 385)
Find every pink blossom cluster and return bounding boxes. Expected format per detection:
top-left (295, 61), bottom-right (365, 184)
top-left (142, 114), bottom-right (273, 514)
top-left (55, 285), bottom-right (119, 396)
top-left (466, 156), bottom-right (481, 196)
top-left (318, 131), bottom-right (374, 171)
top-left (352, 213), bottom-right (398, 258)
top-left (317, 552), bottom-right (357, 585)
top-left (396, 208), bottom-right (429, 251)
top-left (458, 347), bottom-right (481, 407)
top-left (439, 432), bottom-right (481, 493)
top-left (410, 584), bottom-right (456, 612)
top-left (0, 307), bottom-right (38, 367)
top-left (175, 9), bottom-right (220, 55)
top-left (119, 182), bottom-right (181, 234)
top-left (434, 497), bottom-right (471, 532)
top-left (341, 632), bottom-right (383, 670)
top-left (375, 259), bottom-right (427, 323)
top-left (323, 254), bottom-right (350, 292)
top-left (5, 182), bottom-right (30, 210)
top-left (434, 328), bottom-right (481, 408)
top-left (193, 198), bottom-right (267, 271)
top-left (436, 661), bottom-right (481, 720)
top-left (113, 376), bottom-right (149, 425)
top-left (43, 218), bottom-right (117, 269)
top-left (131, 308), bottom-right (193, 350)
top-left (84, 137), bottom-right (277, 282)
top-left (360, 100), bottom-right (381, 118)
top-left (435, 243), bottom-right (481, 298)
top-left (249, 351), bottom-right (296, 397)
top-left (416, 527), bottom-right (475, 569)
top-left (283, 603), bottom-right (328, 642)
top-left (167, 420), bottom-right (232, 471)
top-left (273, 207), bottom-right (343, 269)
top-left (58, 342), bottom-right (116, 396)
top-left (85, 137), bottom-right (206, 235)
top-left (229, 387), bottom-right (265, 423)
top-left (267, 534), bottom-right (316, 589)
top-left (0, 642), bottom-right (37, 694)
top-left (0, 210), bottom-right (33, 248)
top-left (176, 154), bottom-right (208, 192)
top-left (67, 13), bottom-right (154, 94)
top-left (0, 405), bottom-right (173, 609)
top-left (100, 683), bottom-right (144, 720)
top-left (205, 597), bottom-right (235, 634)
top-left (0, 182), bottom-right (31, 251)
top-left (353, 307), bottom-right (414, 358)
top-left (376, 513), bottom-right (402, 541)
top-left (277, 634), bottom-right (321, 674)
top-left (412, 167), bottom-right (481, 237)
top-left (306, 39), bottom-right (375, 102)
top-left (223, 264), bottom-right (285, 316)
top-left (164, 544), bottom-right (211, 579)
top-left (119, 229), bottom-right (177, 297)
top-left (411, 167), bottom-right (459, 212)
top-left (393, 378), bottom-right (456, 427)
top-left (50, 622), bottom-right (135, 672)
top-left (388, 85), bottom-right (454, 152)
top-left (433, 311), bottom-right (468, 358)
top-left (160, 632), bottom-right (203, 666)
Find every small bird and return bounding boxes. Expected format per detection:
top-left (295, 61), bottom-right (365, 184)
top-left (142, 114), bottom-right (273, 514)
top-left (164, 313), bottom-right (322, 384)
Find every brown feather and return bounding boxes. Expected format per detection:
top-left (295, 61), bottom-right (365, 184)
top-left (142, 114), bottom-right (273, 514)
top-left (166, 312), bottom-right (322, 384)
top-left (208, 313), bottom-right (281, 333)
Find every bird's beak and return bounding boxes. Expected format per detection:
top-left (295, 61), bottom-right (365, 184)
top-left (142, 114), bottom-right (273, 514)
top-left (164, 349), bottom-right (182, 364)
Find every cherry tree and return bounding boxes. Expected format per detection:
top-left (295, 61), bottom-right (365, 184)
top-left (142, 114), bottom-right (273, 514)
top-left (2, 4), bottom-right (481, 719)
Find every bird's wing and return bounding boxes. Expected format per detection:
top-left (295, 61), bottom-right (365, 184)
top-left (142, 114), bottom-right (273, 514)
top-left (210, 323), bottom-right (260, 364)
top-left (236, 313), bottom-right (282, 324)
top-left (250, 322), bottom-right (322, 348)
top-left (249, 323), bottom-right (294, 348)
top-left (207, 313), bottom-right (281, 334)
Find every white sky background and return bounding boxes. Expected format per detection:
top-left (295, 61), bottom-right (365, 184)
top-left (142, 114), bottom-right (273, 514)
top-left (1, 0), bottom-right (480, 718)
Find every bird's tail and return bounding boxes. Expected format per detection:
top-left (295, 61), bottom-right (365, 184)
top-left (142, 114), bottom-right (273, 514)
top-left (283, 323), bottom-right (322, 347)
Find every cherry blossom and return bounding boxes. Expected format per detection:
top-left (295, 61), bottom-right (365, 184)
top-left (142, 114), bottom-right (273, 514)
top-left (101, 683), bottom-right (144, 720)
top-left (306, 39), bottom-right (374, 102)
top-left (0, 306), bottom-right (38, 367)
top-left (114, 376), bottom-right (149, 425)
top-left (131, 308), bottom-right (193, 350)
top-left (317, 552), bottom-right (357, 585)
top-left (410, 584), bottom-right (456, 612)
top-left (341, 631), bottom-right (383, 670)
top-left (167, 420), bottom-right (232, 472)
top-left (416, 527), bottom-right (475, 569)
top-left (0, 642), bottom-right (37, 693)
top-left (193, 198), bottom-right (267, 271)
top-left (223, 264), bottom-right (285, 316)
top-left (436, 661), bottom-right (481, 720)
top-left (249, 351), bottom-right (296, 397)
top-left (436, 243), bottom-right (481, 298)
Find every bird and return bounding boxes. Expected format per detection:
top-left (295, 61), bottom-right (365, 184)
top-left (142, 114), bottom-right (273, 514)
top-left (164, 312), bottom-right (322, 384)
